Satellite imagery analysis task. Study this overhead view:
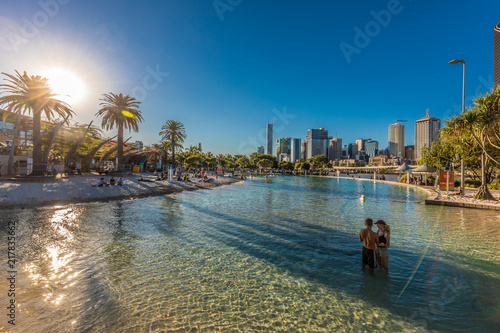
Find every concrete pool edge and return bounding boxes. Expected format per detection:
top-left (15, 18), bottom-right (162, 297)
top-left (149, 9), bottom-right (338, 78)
top-left (316, 175), bottom-right (500, 211)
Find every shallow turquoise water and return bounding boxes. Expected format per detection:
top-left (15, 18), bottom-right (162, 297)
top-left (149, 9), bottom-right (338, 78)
top-left (1, 176), bottom-right (499, 332)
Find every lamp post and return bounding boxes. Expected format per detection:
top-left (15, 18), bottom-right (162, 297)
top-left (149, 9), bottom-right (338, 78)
top-left (449, 59), bottom-right (465, 196)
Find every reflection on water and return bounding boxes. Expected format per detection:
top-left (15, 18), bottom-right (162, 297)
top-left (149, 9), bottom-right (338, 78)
top-left (0, 176), bottom-right (499, 332)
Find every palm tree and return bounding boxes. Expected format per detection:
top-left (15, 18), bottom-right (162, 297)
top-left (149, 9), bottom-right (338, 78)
top-left (159, 120), bottom-right (186, 167)
top-left (95, 93), bottom-right (143, 168)
top-left (0, 71), bottom-right (74, 174)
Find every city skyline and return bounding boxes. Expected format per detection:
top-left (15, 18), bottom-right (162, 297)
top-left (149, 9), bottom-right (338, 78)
top-left (1, 1), bottom-right (499, 155)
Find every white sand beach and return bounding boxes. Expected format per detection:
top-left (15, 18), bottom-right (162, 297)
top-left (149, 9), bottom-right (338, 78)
top-left (434, 187), bottom-right (500, 207)
top-left (0, 174), bottom-right (242, 208)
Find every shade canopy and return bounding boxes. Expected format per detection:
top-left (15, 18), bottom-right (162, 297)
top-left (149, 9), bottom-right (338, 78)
top-left (395, 163), bottom-right (412, 171)
top-left (412, 163), bottom-right (437, 172)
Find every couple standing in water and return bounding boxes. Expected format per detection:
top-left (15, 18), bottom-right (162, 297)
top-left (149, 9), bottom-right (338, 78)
top-left (359, 218), bottom-right (391, 272)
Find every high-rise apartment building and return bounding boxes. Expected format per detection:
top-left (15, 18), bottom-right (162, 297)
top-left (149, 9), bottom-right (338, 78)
top-left (495, 22), bottom-right (500, 88)
top-left (306, 128), bottom-right (330, 159)
top-left (388, 123), bottom-right (405, 158)
top-left (328, 138), bottom-right (342, 161)
top-left (415, 110), bottom-right (441, 161)
top-left (266, 124), bottom-right (273, 155)
top-left (365, 140), bottom-right (379, 158)
top-left (290, 138), bottom-right (301, 163)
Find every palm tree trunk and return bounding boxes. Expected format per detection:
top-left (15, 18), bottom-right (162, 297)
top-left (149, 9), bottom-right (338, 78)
top-left (43, 116), bottom-right (69, 163)
top-left (171, 140), bottom-right (175, 167)
top-left (475, 152), bottom-right (494, 200)
top-left (82, 136), bottom-right (116, 172)
top-left (117, 123), bottom-right (124, 169)
top-left (65, 122), bottom-right (93, 168)
top-left (32, 110), bottom-right (42, 175)
top-left (7, 116), bottom-right (21, 175)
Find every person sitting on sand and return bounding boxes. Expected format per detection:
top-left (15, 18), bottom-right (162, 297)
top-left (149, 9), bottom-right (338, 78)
top-left (109, 177), bottom-right (116, 185)
top-left (97, 177), bottom-right (108, 187)
top-left (117, 177), bottom-right (123, 186)
top-left (451, 185), bottom-right (462, 195)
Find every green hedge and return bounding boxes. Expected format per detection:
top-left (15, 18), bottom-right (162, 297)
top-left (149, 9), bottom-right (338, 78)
top-left (489, 181), bottom-right (500, 190)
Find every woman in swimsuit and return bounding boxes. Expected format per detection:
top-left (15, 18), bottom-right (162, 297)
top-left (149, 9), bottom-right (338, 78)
top-left (375, 220), bottom-right (391, 270)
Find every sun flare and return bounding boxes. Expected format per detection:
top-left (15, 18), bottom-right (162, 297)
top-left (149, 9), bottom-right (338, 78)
top-left (42, 68), bottom-right (87, 105)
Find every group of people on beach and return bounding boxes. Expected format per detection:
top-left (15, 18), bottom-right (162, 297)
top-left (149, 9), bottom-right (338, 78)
top-left (95, 176), bottom-right (123, 187)
top-left (359, 218), bottom-right (391, 272)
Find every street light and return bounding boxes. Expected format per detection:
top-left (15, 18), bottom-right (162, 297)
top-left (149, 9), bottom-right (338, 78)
top-left (449, 59), bottom-right (465, 195)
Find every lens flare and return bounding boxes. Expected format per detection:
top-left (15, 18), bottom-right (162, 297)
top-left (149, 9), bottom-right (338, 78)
top-left (396, 202), bottom-right (444, 301)
top-left (121, 110), bottom-right (135, 118)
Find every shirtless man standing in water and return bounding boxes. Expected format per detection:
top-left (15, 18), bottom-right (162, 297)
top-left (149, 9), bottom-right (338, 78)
top-left (359, 218), bottom-right (380, 272)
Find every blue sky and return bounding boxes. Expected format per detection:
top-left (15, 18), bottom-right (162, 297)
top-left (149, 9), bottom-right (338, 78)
top-left (1, 0), bottom-right (499, 155)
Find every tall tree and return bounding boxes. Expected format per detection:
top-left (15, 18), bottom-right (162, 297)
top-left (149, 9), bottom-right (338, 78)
top-left (159, 120), bottom-right (186, 167)
top-left (96, 93), bottom-right (143, 168)
top-left (0, 71), bottom-right (74, 174)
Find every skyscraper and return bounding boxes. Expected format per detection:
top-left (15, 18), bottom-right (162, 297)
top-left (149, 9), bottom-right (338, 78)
top-left (356, 138), bottom-right (371, 153)
top-left (356, 139), bottom-right (363, 152)
top-left (328, 138), bottom-right (342, 161)
top-left (348, 143), bottom-right (358, 159)
top-left (388, 123), bottom-right (405, 158)
top-left (415, 110), bottom-right (441, 161)
top-left (495, 22), bottom-right (500, 88)
top-left (257, 146), bottom-right (264, 154)
top-left (266, 124), bottom-right (273, 155)
top-left (306, 128), bottom-right (329, 159)
top-left (276, 138), bottom-right (291, 156)
top-left (290, 138), bottom-right (301, 163)
top-left (365, 140), bottom-right (379, 158)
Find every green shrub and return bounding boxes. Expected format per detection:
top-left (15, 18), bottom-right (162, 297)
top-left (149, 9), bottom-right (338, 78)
top-left (465, 180), bottom-right (481, 188)
top-left (488, 181), bottom-right (500, 190)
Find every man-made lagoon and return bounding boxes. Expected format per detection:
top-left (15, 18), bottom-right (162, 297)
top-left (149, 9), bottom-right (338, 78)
top-left (1, 176), bottom-right (499, 332)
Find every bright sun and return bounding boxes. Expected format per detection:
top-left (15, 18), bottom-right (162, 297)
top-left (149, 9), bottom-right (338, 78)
top-left (42, 68), bottom-right (87, 105)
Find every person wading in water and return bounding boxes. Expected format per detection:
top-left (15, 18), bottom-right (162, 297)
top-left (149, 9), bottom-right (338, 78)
top-left (359, 218), bottom-right (380, 273)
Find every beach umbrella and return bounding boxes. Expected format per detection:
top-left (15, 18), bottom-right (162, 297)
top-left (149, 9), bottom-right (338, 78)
top-left (395, 162), bottom-right (412, 171)
top-left (395, 163), bottom-right (412, 183)
top-left (412, 163), bottom-right (436, 186)
top-left (412, 163), bottom-right (436, 172)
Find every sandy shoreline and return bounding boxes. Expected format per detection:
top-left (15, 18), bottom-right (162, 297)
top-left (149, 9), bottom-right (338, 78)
top-left (0, 174), bottom-right (242, 209)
